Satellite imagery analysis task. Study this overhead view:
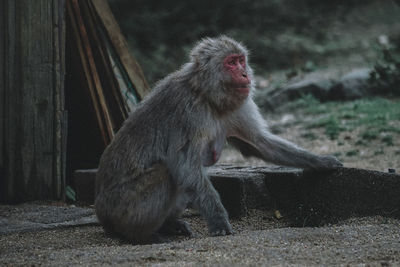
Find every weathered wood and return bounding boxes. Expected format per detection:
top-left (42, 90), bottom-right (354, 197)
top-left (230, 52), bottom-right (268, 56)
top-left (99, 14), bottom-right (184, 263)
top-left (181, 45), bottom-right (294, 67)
top-left (0, 0), bottom-right (5, 194)
top-left (80, 0), bottom-right (128, 128)
top-left (71, 0), bottom-right (115, 141)
top-left (90, 0), bottom-right (150, 99)
top-left (54, 0), bottom-right (67, 200)
top-left (1, 0), bottom-right (65, 202)
top-left (87, 0), bottom-right (129, 119)
top-left (73, 166), bottom-right (400, 224)
top-left (67, 0), bottom-right (112, 145)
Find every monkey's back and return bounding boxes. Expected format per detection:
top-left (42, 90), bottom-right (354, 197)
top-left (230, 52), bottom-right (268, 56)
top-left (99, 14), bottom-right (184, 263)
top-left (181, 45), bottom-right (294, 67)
top-left (96, 70), bottom-right (210, 192)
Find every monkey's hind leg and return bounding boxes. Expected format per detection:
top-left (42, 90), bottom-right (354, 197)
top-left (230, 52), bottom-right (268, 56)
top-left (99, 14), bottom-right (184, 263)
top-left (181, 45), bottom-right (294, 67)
top-left (157, 192), bottom-right (194, 237)
top-left (95, 164), bottom-right (178, 244)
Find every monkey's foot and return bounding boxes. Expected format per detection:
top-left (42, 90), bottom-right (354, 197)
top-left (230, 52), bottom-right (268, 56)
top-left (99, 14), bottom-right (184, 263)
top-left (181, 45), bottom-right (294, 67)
top-left (158, 219), bottom-right (194, 237)
top-left (209, 219), bottom-right (234, 236)
top-left (210, 228), bottom-right (234, 236)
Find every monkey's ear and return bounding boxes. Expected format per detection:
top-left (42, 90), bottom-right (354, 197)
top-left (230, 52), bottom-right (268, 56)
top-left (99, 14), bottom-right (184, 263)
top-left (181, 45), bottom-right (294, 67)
top-left (227, 137), bottom-right (263, 159)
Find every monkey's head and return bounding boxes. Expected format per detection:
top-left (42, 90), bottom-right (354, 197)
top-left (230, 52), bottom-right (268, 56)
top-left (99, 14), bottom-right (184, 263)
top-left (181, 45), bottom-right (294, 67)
top-left (189, 36), bottom-right (254, 115)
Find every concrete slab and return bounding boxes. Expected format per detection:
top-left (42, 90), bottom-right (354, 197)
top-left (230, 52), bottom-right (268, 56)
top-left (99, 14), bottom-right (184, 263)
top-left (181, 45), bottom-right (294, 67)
top-left (73, 165), bottom-right (400, 225)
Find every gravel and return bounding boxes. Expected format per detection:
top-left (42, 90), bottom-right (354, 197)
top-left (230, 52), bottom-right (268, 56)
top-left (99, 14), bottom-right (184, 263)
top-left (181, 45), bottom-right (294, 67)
top-left (1, 206), bottom-right (400, 266)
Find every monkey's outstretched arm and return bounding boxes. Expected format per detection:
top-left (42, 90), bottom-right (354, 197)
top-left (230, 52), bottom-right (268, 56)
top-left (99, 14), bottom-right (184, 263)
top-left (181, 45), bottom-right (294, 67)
top-left (227, 100), bottom-right (342, 170)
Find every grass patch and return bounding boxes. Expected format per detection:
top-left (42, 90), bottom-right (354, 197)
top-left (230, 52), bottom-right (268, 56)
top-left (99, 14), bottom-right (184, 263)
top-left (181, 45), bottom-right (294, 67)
top-left (301, 132), bottom-right (317, 140)
top-left (342, 98), bottom-right (400, 129)
top-left (361, 130), bottom-right (379, 140)
top-left (382, 135), bottom-right (394, 146)
top-left (340, 112), bottom-right (357, 120)
top-left (332, 152), bottom-right (342, 158)
top-left (346, 150), bottom-right (360, 157)
top-left (287, 94), bottom-right (323, 113)
top-left (325, 117), bottom-right (343, 140)
top-left (378, 126), bottom-right (400, 134)
top-left (307, 115), bottom-right (344, 140)
top-left (355, 139), bottom-right (367, 146)
top-left (292, 96), bottom-right (400, 140)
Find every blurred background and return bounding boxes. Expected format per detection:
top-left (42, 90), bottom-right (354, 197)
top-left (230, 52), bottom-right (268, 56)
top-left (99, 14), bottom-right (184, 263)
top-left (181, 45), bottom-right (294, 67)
top-left (109, 0), bottom-right (400, 171)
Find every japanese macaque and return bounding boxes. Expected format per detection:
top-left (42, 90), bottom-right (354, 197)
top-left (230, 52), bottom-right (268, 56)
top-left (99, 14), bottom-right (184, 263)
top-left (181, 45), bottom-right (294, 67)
top-left (95, 36), bottom-right (342, 243)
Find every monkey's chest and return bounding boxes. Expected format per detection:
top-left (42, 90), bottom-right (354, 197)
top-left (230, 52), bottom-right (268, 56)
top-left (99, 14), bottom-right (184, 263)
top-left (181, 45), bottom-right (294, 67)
top-left (201, 133), bottom-right (226, 167)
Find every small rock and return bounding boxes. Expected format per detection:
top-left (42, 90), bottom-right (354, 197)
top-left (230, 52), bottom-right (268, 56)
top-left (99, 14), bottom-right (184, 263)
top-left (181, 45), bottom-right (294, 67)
top-left (256, 68), bottom-right (374, 110)
top-left (329, 68), bottom-right (372, 101)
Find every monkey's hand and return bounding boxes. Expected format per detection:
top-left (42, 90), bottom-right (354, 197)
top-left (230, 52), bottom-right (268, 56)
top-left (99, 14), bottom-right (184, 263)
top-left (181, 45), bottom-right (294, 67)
top-left (208, 216), bottom-right (234, 236)
top-left (315, 155), bottom-right (343, 170)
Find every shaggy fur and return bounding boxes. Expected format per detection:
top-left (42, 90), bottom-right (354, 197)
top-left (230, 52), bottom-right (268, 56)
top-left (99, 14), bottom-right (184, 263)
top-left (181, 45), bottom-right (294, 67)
top-left (95, 36), bottom-right (342, 243)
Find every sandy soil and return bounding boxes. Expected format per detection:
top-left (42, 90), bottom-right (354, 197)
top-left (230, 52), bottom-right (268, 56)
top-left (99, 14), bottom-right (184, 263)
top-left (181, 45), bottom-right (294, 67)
top-left (1, 208), bottom-right (400, 266)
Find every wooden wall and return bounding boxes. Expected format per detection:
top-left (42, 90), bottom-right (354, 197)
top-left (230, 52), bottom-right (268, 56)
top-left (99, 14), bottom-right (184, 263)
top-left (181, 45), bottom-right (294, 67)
top-left (0, 0), bottom-right (66, 203)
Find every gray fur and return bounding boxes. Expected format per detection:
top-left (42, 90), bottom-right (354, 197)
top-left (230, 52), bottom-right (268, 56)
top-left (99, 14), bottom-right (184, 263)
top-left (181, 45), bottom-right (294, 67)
top-left (95, 36), bottom-right (342, 243)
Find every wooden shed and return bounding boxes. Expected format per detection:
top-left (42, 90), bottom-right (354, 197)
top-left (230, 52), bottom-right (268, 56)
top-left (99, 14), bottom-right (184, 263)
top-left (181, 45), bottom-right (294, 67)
top-left (0, 0), bottom-right (149, 203)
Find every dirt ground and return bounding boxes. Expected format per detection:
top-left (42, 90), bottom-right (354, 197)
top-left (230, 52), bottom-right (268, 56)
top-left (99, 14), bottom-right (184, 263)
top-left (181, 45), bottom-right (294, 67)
top-left (1, 206), bottom-right (400, 266)
top-left (219, 113), bottom-right (400, 172)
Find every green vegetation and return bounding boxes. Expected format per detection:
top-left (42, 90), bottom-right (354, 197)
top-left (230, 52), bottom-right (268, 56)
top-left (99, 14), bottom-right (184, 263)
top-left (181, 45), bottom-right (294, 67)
top-left (301, 132), bottom-right (317, 141)
top-left (382, 135), bottom-right (394, 146)
top-left (288, 94), bottom-right (326, 114)
top-left (332, 152), bottom-right (342, 158)
top-left (370, 36), bottom-right (400, 96)
top-left (355, 140), bottom-right (367, 146)
top-left (361, 130), bottom-right (378, 140)
top-left (108, 0), bottom-right (384, 84)
top-left (346, 150), bottom-right (360, 157)
top-left (374, 150), bottom-right (385, 155)
top-left (293, 95), bottom-right (400, 143)
top-left (307, 116), bottom-right (343, 140)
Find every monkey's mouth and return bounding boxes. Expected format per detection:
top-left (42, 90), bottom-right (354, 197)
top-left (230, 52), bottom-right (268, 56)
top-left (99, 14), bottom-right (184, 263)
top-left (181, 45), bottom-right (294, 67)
top-left (235, 85), bottom-right (250, 96)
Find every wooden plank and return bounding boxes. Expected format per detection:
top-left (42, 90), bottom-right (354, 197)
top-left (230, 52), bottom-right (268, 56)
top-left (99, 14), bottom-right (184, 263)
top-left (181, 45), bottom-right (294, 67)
top-left (70, 0), bottom-right (115, 142)
top-left (2, 0), bottom-right (64, 202)
top-left (84, 0), bottom-right (129, 118)
top-left (3, 0), bottom-right (17, 201)
top-left (67, 0), bottom-right (107, 145)
top-left (53, 0), bottom-right (66, 200)
top-left (90, 0), bottom-right (150, 99)
top-left (66, 0), bottom-right (111, 145)
top-left (80, 1), bottom-right (128, 127)
top-left (22, 0), bottom-right (56, 200)
top-left (0, 0), bottom-right (5, 190)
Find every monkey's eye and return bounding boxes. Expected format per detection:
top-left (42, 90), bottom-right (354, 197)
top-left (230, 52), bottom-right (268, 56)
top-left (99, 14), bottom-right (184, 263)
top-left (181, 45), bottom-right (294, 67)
top-left (228, 60), bottom-right (236, 65)
top-left (239, 58), bottom-right (245, 64)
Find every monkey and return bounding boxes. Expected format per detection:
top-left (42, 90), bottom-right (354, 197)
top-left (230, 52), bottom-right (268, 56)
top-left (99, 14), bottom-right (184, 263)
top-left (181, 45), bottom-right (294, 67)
top-left (95, 36), bottom-right (342, 243)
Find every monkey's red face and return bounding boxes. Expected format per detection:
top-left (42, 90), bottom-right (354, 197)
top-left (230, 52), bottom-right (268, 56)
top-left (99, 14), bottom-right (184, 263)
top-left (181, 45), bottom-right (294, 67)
top-left (223, 54), bottom-right (250, 96)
